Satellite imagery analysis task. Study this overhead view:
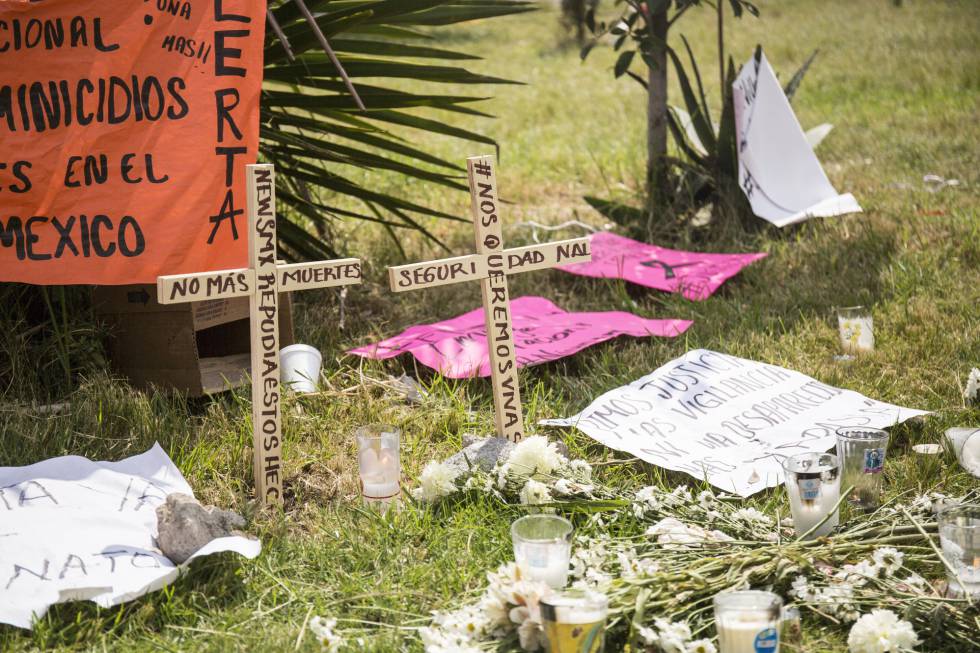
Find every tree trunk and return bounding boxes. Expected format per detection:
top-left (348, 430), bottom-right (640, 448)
top-left (646, 8), bottom-right (669, 213)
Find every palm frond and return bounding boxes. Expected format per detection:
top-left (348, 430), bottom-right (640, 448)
top-left (261, 0), bottom-right (536, 260)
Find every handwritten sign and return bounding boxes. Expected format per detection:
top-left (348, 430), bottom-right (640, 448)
top-left (541, 349), bottom-right (928, 497)
top-left (733, 48), bottom-right (861, 228)
top-left (0, 0), bottom-right (266, 284)
top-left (0, 444), bottom-right (260, 630)
top-left (558, 232), bottom-right (767, 301)
top-left (157, 164), bottom-right (363, 506)
top-left (350, 296), bottom-right (691, 378)
top-left (385, 156), bottom-right (592, 442)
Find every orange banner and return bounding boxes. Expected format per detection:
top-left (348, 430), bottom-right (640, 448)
top-left (0, 0), bottom-right (266, 284)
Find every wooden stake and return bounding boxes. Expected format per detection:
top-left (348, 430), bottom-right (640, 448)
top-left (387, 155), bottom-right (592, 442)
top-left (157, 164), bottom-right (363, 506)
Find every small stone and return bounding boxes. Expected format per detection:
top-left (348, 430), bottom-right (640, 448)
top-left (392, 374), bottom-right (427, 404)
top-left (445, 436), bottom-right (515, 474)
top-left (155, 493), bottom-right (248, 564)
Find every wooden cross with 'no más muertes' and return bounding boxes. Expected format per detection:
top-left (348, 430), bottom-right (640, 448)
top-left (388, 155), bottom-right (592, 442)
top-left (156, 164), bottom-right (362, 506)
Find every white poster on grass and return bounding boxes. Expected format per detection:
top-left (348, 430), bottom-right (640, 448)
top-left (540, 350), bottom-right (927, 497)
top-left (733, 49), bottom-right (862, 227)
top-left (0, 444), bottom-right (260, 630)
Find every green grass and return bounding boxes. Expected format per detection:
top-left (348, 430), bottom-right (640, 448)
top-left (2, 0), bottom-right (979, 651)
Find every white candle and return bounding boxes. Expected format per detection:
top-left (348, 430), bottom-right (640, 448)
top-left (788, 477), bottom-right (839, 538)
top-left (359, 447), bottom-right (400, 501)
top-left (717, 614), bottom-right (779, 653)
top-left (517, 552), bottom-right (571, 589)
top-left (838, 314), bottom-right (874, 354)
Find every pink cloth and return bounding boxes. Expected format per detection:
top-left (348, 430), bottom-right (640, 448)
top-left (558, 232), bottom-right (767, 300)
top-left (349, 296), bottom-right (692, 378)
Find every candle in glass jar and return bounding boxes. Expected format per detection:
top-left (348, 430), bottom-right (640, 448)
top-left (511, 515), bottom-right (573, 590)
top-left (518, 543), bottom-right (572, 589)
top-left (837, 306), bottom-right (874, 354)
top-left (713, 591), bottom-right (782, 653)
top-left (356, 426), bottom-right (401, 505)
top-left (359, 446), bottom-right (400, 500)
top-left (717, 616), bottom-right (779, 653)
top-left (782, 453), bottom-right (841, 539)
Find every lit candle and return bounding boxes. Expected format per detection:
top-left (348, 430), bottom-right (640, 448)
top-left (713, 591), bottom-right (782, 653)
top-left (512, 515), bottom-right (573, 590)
top-left (782, 453), bottom-right (841, 539)
top-left (356, 425), bottom-right (401, 506)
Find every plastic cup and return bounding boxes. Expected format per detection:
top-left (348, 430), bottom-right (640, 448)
top-left (938, 504), bottom-right (980, 597)
top-left (280, 344), bottom-right (322, 394)
top-left (944, 428), bottom-right (980, 477)
top-left (512, 514), bottom-right (573, 589)
top-left (713, 590), bottom-right (782, 653)
top-left (782, 453), bottom-right (841, 539)
top-left (835, 427), bottom-right (889, 511)
top-left (540, 589), bottom-right (608, 653)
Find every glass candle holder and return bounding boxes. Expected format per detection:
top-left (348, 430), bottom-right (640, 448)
top-left (836, 427), bottom-right (889, 511)
top-left (512, 514), bottom-right (573, 589)
top-left (540, 589), bottom-right (608, 653)
top-left (713, 590), bottom-right (782, 653)
top-left (779, 606), bottom-right (802, 653)
top-left (938, 504), bottom-right (980, 598)
top-left (782, 453), bottom-right (841, 539)
top-left (356, 425), bottom-right (400, 507)
top-left (837, 306), bottom-right (874, 355)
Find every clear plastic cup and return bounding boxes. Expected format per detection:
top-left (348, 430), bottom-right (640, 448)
top-left (511, 514), bottom-right (573, 589)
top-left (938, 504), bottom-right (980, 597)
top-left (782, 453), bottom-right (841, 539)
top-left (835, 427), bottom-right (889, 511)
top-left (713, 590), bottom-right (782, 653)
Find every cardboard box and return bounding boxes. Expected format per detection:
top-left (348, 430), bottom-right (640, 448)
top-left (93, 284), bottom-right (294, 396)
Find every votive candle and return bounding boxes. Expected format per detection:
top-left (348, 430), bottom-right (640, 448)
top-left (837, 306), bottom-right (874, 355)
top-left (356, 425), bottom-right (401, 507)
top-left (512, 514), bottom-right (573, 589)
top-left (713, 590), bottom-right (782, 653)
top-left (782, 453), bottom-right (841, 539)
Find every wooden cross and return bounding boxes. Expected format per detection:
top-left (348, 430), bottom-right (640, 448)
top-left (388, 155), bottom-right (592, 442)
top-left (156, 164), bottom-right (362, 506)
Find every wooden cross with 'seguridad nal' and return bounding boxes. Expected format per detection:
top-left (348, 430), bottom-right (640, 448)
top-left (388, 155), bottom-right (592, 442)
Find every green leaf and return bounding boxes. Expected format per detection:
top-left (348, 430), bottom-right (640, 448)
top-left (325, 39), bottom-right (480, 60)
top-left (614, 50), bottom-right (636, 78)
top-left (666, 44), bottom-right (717, 154)
top-left (784, 49), bottom-right (819, 102)
top-left (260, 0), bottom-right (525, 257)
top-left (716, 56), bottom-right (739, 179)
top-left (666, 109), bottom-right (710, 168)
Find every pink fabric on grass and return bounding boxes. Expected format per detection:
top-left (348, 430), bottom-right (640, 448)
top-left (558, 231), bottom-right (767, 300)
top-left (349, 296), bottom-right (692, 378)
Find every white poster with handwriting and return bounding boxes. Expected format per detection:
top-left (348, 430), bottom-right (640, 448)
top-left (733, 49), bottom-right (861, 227)
top-left (541, 350), bottom-right (927, 497)
top-left (0, 444), bottom-right (260, 629)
